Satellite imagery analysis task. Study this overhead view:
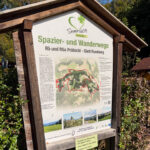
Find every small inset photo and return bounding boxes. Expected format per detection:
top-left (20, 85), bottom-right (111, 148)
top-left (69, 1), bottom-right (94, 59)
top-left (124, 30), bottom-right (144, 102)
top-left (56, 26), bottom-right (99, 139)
top-left (98, 111), bottom-right (111, 121)
top-left (43, 119), bottom-right (62, 133)
top-left (84, 109), bottom-right (97, 124)
top-left (63, 112), bottom-right (83, 129)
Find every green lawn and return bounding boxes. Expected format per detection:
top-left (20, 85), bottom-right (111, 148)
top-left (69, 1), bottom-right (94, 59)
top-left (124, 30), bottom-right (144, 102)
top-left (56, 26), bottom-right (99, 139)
top-left (85, 120), bottom-right (96, 124)
top-left (98, 114), bottom-right (111, 121)
top-left (44, 124), bottom-right (62, 133)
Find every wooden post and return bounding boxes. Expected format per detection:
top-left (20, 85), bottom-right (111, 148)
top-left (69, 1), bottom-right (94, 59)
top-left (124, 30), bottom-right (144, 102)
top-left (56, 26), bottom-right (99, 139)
top-left (20, 19), bottom-right (46, 150)
top-left (111, 35), bottom-right (125, 150)
top-left (13, 31), bottom-right (34, 150)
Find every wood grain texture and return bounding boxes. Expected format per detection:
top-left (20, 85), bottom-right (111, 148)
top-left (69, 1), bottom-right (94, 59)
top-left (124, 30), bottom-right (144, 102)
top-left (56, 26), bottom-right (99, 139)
top-left (13, 31), bottom-right (34, 150)
top-left (0, 0), bottom-right (141, 52)
top-left (0, 0), bottom-right (66, 16)
top-left (0, 1), bottom-right (80, 33)
top-left (78, 2), bottom-right (119, 36)
top-left (9, 3), bottom-right (131, 150)
top-left (24, 20), bottom-right (33, 30)
top-left (111, 35), bottom-right (124, 150)
top-left (80, 0), bottom-right (147, 48)
top-left (22, 20), bottom-right (46, 150)
top-left (124, 39), bottom-right (140, 51)
top-left (78, 2), bottom-right (139, 51)
top-left (47, 128), bottom-right (116, 150)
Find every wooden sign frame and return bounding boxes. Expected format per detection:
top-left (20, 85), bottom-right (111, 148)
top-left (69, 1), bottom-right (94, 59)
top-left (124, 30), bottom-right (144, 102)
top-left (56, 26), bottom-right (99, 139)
top-left (13, 26), bottom-right (120, 150)
top-left (0, 0), bottom-right (147, 150)
top-left (13, 15), bottom-right (123, 150)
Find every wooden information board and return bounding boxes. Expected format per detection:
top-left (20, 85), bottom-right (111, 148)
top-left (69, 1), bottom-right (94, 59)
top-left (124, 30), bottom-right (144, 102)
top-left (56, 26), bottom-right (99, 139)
top-left (32, 9), bottom-right (113, 144)
top-left (0, 0), bottom-right (147, 149)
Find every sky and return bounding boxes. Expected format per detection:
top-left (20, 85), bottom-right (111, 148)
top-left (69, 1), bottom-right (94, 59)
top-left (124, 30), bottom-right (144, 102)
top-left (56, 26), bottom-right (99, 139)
top-left (64, 112), bottom-right (82, 120)
top-left (97, 0), bottom-right (112, 4)
top-left (84, 110), bottom-right (96, 118)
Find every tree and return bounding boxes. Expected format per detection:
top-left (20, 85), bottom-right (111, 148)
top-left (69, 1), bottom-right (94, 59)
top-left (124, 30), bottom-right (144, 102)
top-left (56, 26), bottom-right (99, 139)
top-left (111, 0), bottom-right (150, 66)
top-left (0, 33), bottom-right (15, 63)
top-left (0, 0), bottom-right (42, 10)
top-left (0, 0), bottom-right (44, 64)
top-left (100, 0), bottom-right (149, 75)
top-left (127, 0), bottom-right (150, 58)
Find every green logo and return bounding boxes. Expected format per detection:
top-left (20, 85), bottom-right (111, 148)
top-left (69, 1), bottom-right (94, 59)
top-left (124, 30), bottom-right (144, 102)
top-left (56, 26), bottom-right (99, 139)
top-left (68, 15), bottom-right (85, 30)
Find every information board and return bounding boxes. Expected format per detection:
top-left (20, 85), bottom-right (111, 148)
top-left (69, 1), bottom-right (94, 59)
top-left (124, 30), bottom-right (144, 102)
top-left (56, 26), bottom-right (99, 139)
top-left (32, 10), bottom-right (113, 145)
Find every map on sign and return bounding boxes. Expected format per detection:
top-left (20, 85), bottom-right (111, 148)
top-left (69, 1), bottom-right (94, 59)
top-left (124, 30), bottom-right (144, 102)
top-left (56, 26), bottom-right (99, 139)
top-left (55, 58), bottom-right (100, 107)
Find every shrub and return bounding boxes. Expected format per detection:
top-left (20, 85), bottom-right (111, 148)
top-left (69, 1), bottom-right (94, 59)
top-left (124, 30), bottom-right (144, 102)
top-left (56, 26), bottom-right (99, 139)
top-left (0, 68), bottom-right (26, 150)
top-left (119, 77), bottom-right (150, 150)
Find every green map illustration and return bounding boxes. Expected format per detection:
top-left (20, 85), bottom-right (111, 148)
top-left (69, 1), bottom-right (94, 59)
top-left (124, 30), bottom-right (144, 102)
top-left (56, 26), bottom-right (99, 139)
top-left (55, 58), bottom-right (100, 107)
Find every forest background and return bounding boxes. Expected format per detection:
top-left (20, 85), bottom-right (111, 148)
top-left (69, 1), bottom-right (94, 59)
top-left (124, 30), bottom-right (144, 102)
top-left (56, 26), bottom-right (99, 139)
top-left (0, 0), bottom-right (150, 150)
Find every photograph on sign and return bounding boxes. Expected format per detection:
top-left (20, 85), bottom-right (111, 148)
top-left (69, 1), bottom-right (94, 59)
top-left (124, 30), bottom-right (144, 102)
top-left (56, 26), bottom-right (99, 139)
top-left (32, 10), bottom-right (113, 146)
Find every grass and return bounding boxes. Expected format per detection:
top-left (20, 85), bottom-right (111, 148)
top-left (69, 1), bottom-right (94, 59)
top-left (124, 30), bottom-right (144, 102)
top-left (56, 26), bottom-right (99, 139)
top-left (85, 120), bottom-right (96, 124)
top-left (44, 124), bottom-right (62, 133)
top-left (98, 114), bottom-right (111, 121)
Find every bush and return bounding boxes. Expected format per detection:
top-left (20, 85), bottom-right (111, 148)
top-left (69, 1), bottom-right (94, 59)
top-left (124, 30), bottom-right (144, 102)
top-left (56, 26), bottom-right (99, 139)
top-left (119, 77), bottom-right (150, 150)
top-left (0, 68), bottom-right (26, 150)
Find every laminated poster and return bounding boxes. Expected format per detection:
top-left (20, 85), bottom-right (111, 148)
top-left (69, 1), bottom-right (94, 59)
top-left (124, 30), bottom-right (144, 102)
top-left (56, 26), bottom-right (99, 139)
top-left (32, 10), bottom-right (113, 147)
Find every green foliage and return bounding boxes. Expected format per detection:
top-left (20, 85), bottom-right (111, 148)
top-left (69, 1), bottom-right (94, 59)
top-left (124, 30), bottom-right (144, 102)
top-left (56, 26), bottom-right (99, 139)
top-left (0, 0), bottom-right (44, 64)
top-left (122, 51), bottom-right (139, 77)
top-left (0, 33), bottom-right (15, 63)
top-left (0, 68), bottom-right (26, 150)
top-left (0, 0), bottom-right (42, 10)
top-left (101, 0), bottom-right (150, 72)
top-left (44, 124), bottom-right (62, 133)
top-left (100, 0), bottom-right (148, 74)
top-left (98, 114), bottom-right (111, 121)
top-left (102, 0), bottom-right (139, 36)
top-left (127, 0), bottom-right (150, 58)
top-left (120, 78), bottom-right (150, 150)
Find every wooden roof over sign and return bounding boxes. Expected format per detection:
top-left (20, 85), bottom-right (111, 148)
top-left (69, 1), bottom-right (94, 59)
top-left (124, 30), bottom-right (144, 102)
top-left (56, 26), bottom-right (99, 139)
top-left (132, 57), bottom-right (150, 71)
top-left (0, 0), bottom-right (148, 51)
